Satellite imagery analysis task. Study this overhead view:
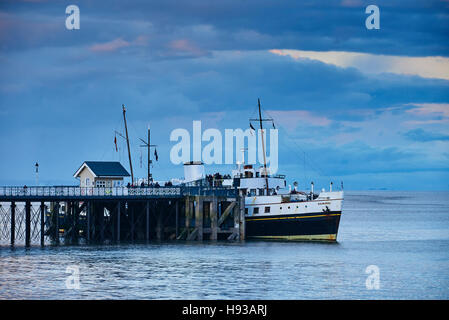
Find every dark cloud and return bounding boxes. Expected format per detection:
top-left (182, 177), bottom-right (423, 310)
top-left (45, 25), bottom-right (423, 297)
top-left (404, 128), bottom-right (449, 142)
top-left (0, 0), bottom-right (448, 56)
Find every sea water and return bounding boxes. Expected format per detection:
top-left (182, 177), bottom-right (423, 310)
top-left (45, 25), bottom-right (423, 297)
top-left (0, 191), bottom-right (448, 299)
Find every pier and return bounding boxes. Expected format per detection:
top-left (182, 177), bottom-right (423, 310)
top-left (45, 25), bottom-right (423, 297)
top-left (0, 185), bottom-right (245, 246)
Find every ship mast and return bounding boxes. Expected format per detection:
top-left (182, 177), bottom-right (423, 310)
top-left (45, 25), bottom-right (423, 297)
top-left (139, 125), bottom-right (157, 184)
top-left (122, 104), bottom-right (134, 185)
top-left (257, 99), bottom-right (270, 195)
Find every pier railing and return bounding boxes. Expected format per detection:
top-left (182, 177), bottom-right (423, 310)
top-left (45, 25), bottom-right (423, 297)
top-left (0, 185), bottom-right (237, 199)
top-left (0, 186), bottom-right (182, 197)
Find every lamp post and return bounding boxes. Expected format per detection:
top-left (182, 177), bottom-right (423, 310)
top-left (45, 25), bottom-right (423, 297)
top-left (35, 162), bottom-right (39, 186)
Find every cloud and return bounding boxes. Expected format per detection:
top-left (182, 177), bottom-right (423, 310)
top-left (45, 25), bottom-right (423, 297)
top-left (404, 128), bottom-right (449, 142)
top-left (405, 103), bottom-right (449, 125)
top-left (89, 38), bottom-right (130, 52)
top-left (340, 0), bottom-right (363, 7)
top-left (406, 103), bottom-right (449, 117)
top-left (270, 49), bottom-right (449, 80)
top-left (266, 110), bottom-right (332, 132)
top-left (167, 39), bottom-right (209, 58)
top-left (1, 12), bottom-right (449, 191)
top-left (1, 0), bottom-right (449, 57)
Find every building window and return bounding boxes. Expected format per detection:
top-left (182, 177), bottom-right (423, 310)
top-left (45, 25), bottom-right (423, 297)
top-left (96, 180), bottom-right (106, 187)
top-left (264, 207), bottom-right (270, 213)
top-left (253, 207), bottom-right (259, 214)
top-left (85, 178), bottom-right (90, 186)
top-left (245, 208), bottom-right (248, 215)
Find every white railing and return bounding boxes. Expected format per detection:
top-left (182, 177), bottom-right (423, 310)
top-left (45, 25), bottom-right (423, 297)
top-left (0, 186), bottom-right (182, 197)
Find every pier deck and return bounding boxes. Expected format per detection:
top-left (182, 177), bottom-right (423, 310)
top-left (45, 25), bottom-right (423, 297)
top-left (0, 186), bottom-right (245, 246)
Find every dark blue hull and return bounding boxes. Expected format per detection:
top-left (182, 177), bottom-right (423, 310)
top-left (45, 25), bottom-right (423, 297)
top-left (245, 211), bottom-right (341, 241)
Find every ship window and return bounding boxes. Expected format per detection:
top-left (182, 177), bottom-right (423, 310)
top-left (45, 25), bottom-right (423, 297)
top-left (288, 206), bottom-right (290, 209)
top-left (245, 208), bottom-right (248, 215)
top-left (280, 206), bottom-right (282, 210)
top-left (264, 207), bottom-right (270, 213)
top-left (253, 207), bottom-right (259, 214)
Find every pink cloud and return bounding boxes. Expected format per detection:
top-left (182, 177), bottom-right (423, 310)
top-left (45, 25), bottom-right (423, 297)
top-left (89, 38), bottom-right (130, 52)
top-left (168, 39), bottom-right (207, 57)
top-left (407, 103), bottom-right (449, 117)
top-left (405, 103), bottom-right (449, 125)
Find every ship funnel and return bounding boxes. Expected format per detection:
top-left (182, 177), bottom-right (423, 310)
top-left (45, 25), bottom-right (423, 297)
top-left (183, 161), bottom-right (205, 182)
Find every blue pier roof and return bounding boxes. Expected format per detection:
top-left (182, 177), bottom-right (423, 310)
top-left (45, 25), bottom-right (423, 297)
top-left (74, 161), bottom-right (130, 178)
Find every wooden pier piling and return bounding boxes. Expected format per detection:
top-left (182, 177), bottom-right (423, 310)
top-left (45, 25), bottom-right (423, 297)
top-left (10, 202), bottom-right (15, 246)
top-left (40, 202), bottom-right (45, 246)
top-left (25, 201), bottom-right (31, 247)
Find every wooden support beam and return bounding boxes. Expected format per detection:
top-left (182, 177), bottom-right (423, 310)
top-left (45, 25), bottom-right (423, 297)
top-left (146, 201), bottom-right (150, 241)
top-left (86, 201), bottom-right (92, 243)
top-left (70, 202), bottom-right (78, 244)
top-left (186, 227), bottom-right (198, 241)
top-left (238, 195), bottom-right (245, 241)
top-left (40, 202), bottom-right (45, 246)
top-left (217, 202), bottom-right (236, 227)
top-left (54, 202), bottom-right (60, 245)
top-left (175, 200), bottom-right (179, 239)
top-left (99, 205), bottom-right (104, 243)
top-left (210, 197), bottom-right (218, 241)
top-left (156, 202), bottom-right (162, 241)
top-left (25, 201), bottom-right (31, 246)
top-left (73, 202), bottom-right (79, 244)
top-left (131, 205), bottom-right (136, 241)
top-left (10, 201), bottom-right (15, 246)
top-left (117, 202), bottom-right (121, 242)
top-left (185, 197), bottom-right (191, 237)
top-left (176, 228), bottom-right (187, 240)
top-left (233, 198), bottom-right (240, 240)
top-left (195, 196), bottom-right (203, 241)
top-left (65, 201), bottom-right (71, 244)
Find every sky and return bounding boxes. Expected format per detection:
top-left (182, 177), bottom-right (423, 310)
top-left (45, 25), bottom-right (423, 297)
top-left (0, 0), bottom-right (448, 190)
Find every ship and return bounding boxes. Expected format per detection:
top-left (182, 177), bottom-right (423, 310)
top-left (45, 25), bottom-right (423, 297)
top-left (225, 99), bottom-right (344, 242)
top-left (228, 163), bottom-right (343, 241)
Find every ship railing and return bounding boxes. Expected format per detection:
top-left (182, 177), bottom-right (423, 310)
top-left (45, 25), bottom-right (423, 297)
top-left (232, 174), bottom-right (285, 179)
top-left (184, 177), bottom-right (232, 188)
